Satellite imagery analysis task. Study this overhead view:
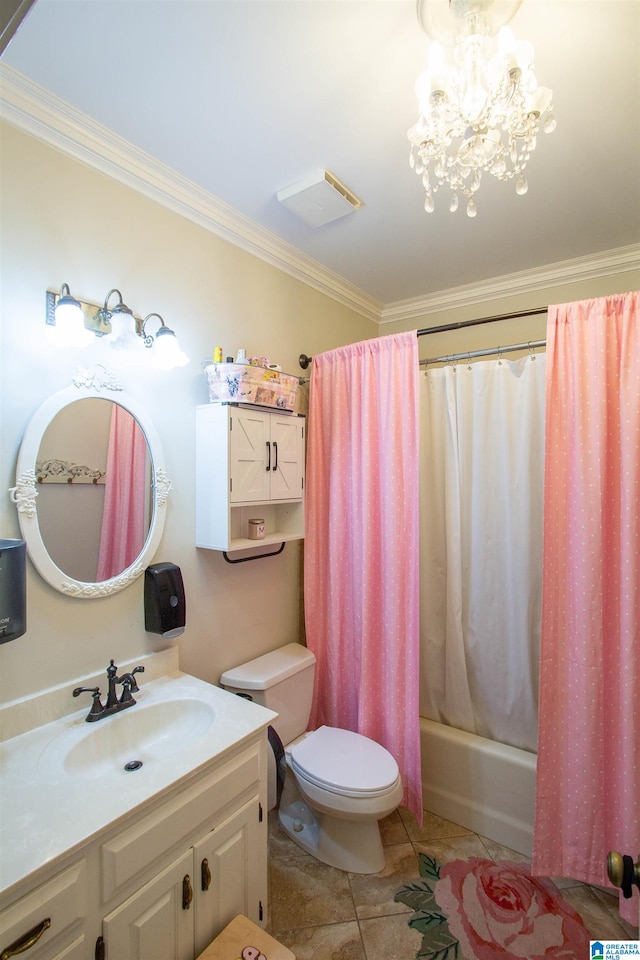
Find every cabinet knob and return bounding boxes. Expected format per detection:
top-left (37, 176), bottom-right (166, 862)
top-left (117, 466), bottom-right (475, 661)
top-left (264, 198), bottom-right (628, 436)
top-left (201, 857), bottom-right (212, 891)
top-left (182, 874), bottom-right (193, 910)
top-left (1, 918), bottom-right (51, 959)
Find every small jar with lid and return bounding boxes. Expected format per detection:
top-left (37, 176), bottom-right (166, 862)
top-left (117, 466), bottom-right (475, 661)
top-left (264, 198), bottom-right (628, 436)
top-left (248, 518), bottom-right (265, 540)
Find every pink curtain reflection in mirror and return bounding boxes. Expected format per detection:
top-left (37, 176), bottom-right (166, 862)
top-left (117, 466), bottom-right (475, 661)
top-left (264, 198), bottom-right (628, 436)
top-left (96, 405), bottom-right (147, 582)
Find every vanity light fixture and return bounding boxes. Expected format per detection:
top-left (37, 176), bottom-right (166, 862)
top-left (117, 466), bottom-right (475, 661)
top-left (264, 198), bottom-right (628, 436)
top-left (94, 288), bottom-right (135, 336)
top-left (45, 285), bottom-right (190, 369)
top-left (140, 313), bottom-right (190, 370)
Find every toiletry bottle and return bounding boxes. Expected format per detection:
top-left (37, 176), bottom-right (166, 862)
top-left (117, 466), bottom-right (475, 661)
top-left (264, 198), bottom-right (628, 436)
top-left (214, 346), bottom-right (223, 363)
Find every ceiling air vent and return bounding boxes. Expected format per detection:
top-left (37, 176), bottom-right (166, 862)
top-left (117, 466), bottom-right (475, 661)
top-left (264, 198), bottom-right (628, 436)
top-left (276, 171), bottom-right (362, 227)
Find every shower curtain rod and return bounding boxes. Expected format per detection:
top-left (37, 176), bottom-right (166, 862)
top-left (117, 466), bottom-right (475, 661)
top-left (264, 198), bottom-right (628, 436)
top-left (298, 306), bottom-right (548, 369)
top-left (421, 338), bottom-right (546, 366)
top-left (416, 305), bottom-right (548, 337)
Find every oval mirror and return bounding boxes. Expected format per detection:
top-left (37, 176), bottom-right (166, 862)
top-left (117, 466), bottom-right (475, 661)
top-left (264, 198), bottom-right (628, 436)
top-left (9, 367), bottom-right (172, 598)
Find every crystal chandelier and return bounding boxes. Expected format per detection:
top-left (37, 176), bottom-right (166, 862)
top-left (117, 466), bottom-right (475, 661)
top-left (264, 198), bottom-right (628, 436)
top-left (408, 0), bottom-right (555, 217)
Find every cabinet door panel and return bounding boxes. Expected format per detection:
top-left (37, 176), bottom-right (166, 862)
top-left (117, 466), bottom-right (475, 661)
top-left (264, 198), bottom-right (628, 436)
top-left (193, 798), bottom-right (263, 957)
top-left (0, 862), bottom-right (86, 960)
top-left (103, 851), bottom-right (194, 960)
top-left (270, 417), bottom-right (303, 500)
top-left (230, 412), bottom-right (270, 503)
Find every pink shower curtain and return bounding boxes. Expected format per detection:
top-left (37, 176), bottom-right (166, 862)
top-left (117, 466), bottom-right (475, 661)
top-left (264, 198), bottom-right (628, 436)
top-left (96, 405), bottom-right (147, 582)
top-left (304, 331), bottom-right (423, 822)
top-left (532, 292), bottom-right (640, 925)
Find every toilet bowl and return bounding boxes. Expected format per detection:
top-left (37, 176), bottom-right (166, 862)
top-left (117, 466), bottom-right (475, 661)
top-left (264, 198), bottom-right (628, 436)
top-left (280, 725), bottom-right (403, 873)
top-left (220, 643), bottom-right (403, 874)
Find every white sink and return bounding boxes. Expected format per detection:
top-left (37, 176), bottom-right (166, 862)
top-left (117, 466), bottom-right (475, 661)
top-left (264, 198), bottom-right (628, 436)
top-left (37, 697), bottom-right (216, 780)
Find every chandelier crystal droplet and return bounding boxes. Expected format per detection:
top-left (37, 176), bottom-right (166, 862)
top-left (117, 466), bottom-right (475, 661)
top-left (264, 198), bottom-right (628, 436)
top-left (408, 1), bottom-right (554, 216)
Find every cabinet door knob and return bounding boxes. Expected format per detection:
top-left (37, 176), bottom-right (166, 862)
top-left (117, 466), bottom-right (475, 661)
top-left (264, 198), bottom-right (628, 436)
top-left (266, 441), bottom-right (271, 471)
top-left (201, 857), bottom-right (212, 891)
top-left (182, 874), bottom-right (193, 910)
top-left (1, 917), bottom-right (51, 959)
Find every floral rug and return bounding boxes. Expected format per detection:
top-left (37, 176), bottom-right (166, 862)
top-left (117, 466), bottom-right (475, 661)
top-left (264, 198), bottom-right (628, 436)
top-left (394, 854), bottom-right (591, 960)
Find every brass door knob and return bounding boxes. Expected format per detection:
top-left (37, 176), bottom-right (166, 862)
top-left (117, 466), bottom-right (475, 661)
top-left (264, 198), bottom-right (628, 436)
top-left (607, 850), bottom-right (640, 898)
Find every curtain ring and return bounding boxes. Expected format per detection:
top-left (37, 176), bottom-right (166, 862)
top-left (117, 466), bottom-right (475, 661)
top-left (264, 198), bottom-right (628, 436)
top-left (528, 341), bottom-right (536, 361)
top-left (497, 346), bottom-right (503, 365)
top-left (467, 351), bottom-right (472, 371)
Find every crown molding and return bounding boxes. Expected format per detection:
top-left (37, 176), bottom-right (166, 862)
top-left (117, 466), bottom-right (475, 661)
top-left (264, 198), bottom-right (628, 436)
top-left (380, 244), bottom-right (640, 325)
top-left (1, 64), bottom-right (637, 329)
top-left (0, 64), bottom-right (383, 324)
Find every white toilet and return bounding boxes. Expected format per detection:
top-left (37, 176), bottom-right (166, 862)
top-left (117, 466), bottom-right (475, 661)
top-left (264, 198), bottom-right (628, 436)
top-left (220, 642), bottom-right (403, 874)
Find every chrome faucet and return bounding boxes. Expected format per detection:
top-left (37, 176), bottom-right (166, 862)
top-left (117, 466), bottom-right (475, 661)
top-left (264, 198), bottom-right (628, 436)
top-left (73, 660), bottom-right (145, 722)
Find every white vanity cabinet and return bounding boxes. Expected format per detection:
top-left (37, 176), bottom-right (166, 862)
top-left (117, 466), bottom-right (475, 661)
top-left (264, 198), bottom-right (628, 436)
top-left (0, 679), bottom-right (273, 960)
top-left (99, 740), bottom-right (266, 960)
top-left (196, 404), bottom-right (305, 552)
top-left (102, 791), bottom-right (263, 960)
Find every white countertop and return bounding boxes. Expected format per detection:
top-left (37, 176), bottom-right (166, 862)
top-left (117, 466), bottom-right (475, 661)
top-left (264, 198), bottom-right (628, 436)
top-left (0, 669), bottom-right (276, 899)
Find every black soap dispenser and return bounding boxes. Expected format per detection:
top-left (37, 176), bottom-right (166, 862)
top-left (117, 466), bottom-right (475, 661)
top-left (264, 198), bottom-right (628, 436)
top-left (0, 539), bottom-right (27, 643)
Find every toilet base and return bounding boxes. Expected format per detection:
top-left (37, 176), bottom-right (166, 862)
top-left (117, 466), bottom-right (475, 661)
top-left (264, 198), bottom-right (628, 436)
top-left (278, 792), bottom-right (386, 874)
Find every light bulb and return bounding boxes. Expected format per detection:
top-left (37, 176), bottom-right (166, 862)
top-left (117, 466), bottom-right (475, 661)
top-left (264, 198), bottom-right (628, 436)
top-left (54, 289), bottom-right (93, 347)
top-left (154, 327), bottom-right (189, 370)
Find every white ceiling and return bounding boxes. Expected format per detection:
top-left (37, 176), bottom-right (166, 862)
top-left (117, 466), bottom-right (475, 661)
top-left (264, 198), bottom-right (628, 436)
top-left (2, 0), bottom-right (640, 312)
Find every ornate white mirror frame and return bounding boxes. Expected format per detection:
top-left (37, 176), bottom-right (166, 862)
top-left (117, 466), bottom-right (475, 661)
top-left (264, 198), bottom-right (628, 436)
top-left (9, 366), bottom-right (172, 598)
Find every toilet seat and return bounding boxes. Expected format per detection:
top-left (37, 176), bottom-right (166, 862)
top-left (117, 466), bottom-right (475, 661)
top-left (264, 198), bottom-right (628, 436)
top-left (289, 725), bottom-right (400, 799)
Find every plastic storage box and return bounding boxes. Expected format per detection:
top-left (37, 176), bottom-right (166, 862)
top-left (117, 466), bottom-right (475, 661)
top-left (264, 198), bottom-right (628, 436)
top-left (205, 363), bottom-right (299, 412)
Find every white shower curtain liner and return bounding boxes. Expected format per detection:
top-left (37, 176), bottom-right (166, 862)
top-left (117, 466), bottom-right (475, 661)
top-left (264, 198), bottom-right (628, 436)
top-left (418, 354), bottom-right (546, 753)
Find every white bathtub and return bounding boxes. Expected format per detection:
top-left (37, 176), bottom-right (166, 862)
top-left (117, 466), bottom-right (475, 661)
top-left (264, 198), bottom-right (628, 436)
top-left (420, 717), bottom-right (537, 857)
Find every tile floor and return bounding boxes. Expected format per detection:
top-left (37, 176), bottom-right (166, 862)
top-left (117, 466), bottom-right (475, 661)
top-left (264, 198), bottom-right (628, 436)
top-left (266, 807), bottom-right (639, 960)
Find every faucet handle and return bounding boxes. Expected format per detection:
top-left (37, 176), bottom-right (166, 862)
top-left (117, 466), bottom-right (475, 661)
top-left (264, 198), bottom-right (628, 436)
top-left (73, 685), bottom-right (100, 698)
top-left (72, 686), bottom-right (104, 721)
top-left (120, 665), bottom-right (145, 693)
top-left (119, 678), bottom-right (136, 705)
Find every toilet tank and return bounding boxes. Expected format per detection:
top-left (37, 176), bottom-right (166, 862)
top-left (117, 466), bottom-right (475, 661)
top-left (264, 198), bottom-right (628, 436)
top-left (219, 642), bottom-right (316, 746)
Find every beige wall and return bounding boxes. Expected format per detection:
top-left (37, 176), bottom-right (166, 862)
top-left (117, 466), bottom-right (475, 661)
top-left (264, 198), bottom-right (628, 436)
top-left (0, 122), bottom-right (374, 705)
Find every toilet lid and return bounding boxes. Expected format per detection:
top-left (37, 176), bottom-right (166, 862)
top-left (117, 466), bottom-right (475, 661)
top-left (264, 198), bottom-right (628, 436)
top-left (289, 726), bottom-right (400, 797)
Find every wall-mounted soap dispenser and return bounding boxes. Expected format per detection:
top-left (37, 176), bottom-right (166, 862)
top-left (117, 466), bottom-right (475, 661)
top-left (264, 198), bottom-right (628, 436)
top-left (0, 539), bottom-right (27, 643)
top-left (144, 562), bottom-right (186, 639)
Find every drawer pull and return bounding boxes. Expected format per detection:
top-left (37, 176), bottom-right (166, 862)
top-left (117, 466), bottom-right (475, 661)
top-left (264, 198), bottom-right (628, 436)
top-left (201, 857), bottom-right (212, 892)
top-left (182, 874), bottom-right (193, 910)
top-left (1, 917), bottom-right (51, 959)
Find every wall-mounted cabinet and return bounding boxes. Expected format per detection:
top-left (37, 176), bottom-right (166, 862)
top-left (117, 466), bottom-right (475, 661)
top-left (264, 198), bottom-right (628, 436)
top-left (196, 405), bottom-right (305, 552)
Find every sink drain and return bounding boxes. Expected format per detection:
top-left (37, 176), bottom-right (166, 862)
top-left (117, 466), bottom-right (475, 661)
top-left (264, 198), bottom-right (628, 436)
top-left (124, 760), bottom-right (143, 772)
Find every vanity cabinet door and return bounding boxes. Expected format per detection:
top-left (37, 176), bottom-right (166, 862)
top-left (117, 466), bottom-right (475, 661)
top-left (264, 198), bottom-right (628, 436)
top-left (102, 850), bottom-right (194, 960)
top-left (193, 796), bottom-right (264, 958)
